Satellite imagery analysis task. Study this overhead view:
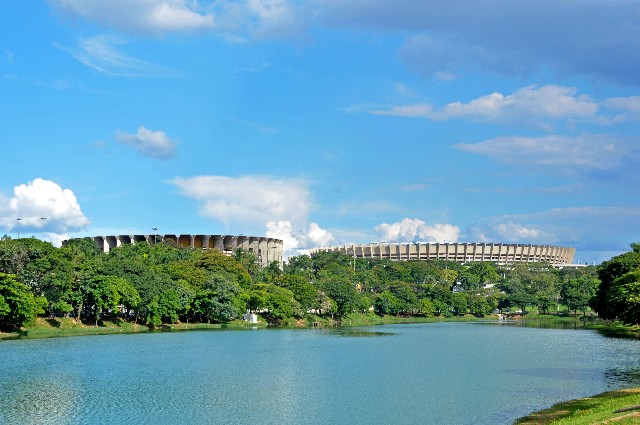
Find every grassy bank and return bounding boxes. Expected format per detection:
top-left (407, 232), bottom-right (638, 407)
top-left (1, 313), bottom-right (638, 341)
top-left (515, 388), bottom-right (640, 424)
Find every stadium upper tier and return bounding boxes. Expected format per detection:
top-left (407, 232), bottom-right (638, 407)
top-left (65, 234), bottom-right (283, 267)
top-left (310, 242), bottom-right (576, 266)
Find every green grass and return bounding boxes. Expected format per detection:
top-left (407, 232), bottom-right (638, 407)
top-left (0, 317), bottom-right (150, 340)
top-left (2, 314), bottom-right (637, 341)
top-left (515, 388), bottom-right (640, 424)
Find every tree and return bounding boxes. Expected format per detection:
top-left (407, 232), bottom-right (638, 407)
top-left (507, 292), bottom-right (538, 314)
top-left (192, 273), bottom-right (240, 323)
top-left (418, 298), bottom-right (435, 317)
top-left (450, 292), bottom-right (468, 316)
top-left (0, 273), bottom-right (44, 331)
top-left (591, 244), bottom-right (640, 321)
top-left (195, 250), bottom-right (252, 289)
top-left (0, 238), bottom-right (68, 308)
top-left (387, 281), bottom-right (418, 314)
top-left (318, 277), bottom-right (358, 317)
top-left (233, 248), bottom-right (260, 280)
top-left (560, 268), bottom-right (599, 316)
top-left (284, 255), bottom-right (314, 280)
top-left (374, 291), bottom-right (401, 316)
top-left (605, 270), bottom-right (640, 325)
top-left (469, 296), bottom-right (492, 317)
top-left (272, 274), bottom-right (320, 314)
top-left (246, 283), bottom-right (298, 323)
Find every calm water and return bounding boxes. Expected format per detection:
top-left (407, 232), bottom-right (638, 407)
top-left (1, 322), bottom-right (639, 425)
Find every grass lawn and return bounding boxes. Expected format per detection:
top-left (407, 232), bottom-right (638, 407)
top-left (515, 388), bottom-right (640, 424)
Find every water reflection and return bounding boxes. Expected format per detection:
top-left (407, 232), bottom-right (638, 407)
top-left (604, 367), bottom-right (640, 388)
top-left (322, 329), bottom-right (396, 338)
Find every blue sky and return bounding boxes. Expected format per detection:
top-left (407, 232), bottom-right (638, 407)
top-left (1, 1), bottom-right (639, 263)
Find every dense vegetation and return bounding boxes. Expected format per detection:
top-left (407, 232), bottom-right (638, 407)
top-left (590, 243), bottom-right (640, 326)
top-left (1, 237), bottom-right (636, 333)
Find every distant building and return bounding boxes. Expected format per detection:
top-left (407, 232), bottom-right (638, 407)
top-left (310, 242), bottom-right (576, 267)
top-left (64, 234), bottom-right (283, 268)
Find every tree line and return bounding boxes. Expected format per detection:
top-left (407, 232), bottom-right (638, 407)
top-left (1, 236), bottom-right (638, 332)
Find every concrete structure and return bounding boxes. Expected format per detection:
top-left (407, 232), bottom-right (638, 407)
top-left (67, 234), bottom-right (283, 267)
top-left (310, 242), bottom-right (576, 266)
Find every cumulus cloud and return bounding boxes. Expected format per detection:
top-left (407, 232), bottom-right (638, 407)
top-left (55, 36), bottom-right (178, 78)
top-left (49, 0), bottom-right (215, 35)
top-left (374, 218), bottom-right (459, 243)
top-left (454, 134), bottom-right (633, 173)
top-left (371, 85), bottom-right (599, 129)
top-left (605, 96), bottom-right (640, 122)
top-left (0, 178), bottom-right (90, 234)
top-left (116, 126), bottom-right (178, 159)
top-left (170, 175), bottom-right (311, 229)
top-left (466, 221), bottom-right (555, 244)
top-left (266, 220), bottom-right (334, 254)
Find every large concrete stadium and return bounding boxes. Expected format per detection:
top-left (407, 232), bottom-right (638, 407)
top-left (310, 242), bottom-right (576, 266)
top-left (66, 234), bottom-right (283, 267)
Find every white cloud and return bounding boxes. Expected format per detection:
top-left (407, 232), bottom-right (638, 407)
top-left (454, 134), bottom-right (631, 172)
top-left (605, 96), bottom-right (640, 122)
top-left (266, 220), bottom-right (334, 255)
top-left (49, 0), bottom-right (309, 40)
top-left (116, 126), bottom-right (178, 159)
top-left (371, 85), bottom-right (599, 129)
top-left (0, 178), bottom-right (90, 234)
top-left (466, 221), bottom-right (554, 244)
top-left (50, 0), bottom-right (214, 35)
top-left (55, 36), bottom-right (177, 78)
top-left (170, 175), bottom-right (311, 229)
top-left (375, 217), bottom-right (459, 243)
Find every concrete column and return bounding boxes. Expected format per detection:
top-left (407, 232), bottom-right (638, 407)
top-left (94, 236), bottom-right (107, 253)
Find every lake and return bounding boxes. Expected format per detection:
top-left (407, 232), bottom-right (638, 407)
top-left (1, 322), bottom-right (639, 424)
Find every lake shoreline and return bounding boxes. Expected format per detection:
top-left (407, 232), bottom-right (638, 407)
top-left (514, 387), bottom-right (640, 424)
top-left (2, 313), bottom-right (638, 341)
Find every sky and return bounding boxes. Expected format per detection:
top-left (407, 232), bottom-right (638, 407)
top-left (1, 1), bottom-right (639, 263)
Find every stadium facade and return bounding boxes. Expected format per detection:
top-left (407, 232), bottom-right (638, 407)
top-left (67, 234), bottom-right (283, 267)
top-left (310, 242), bottom-right (576, 266)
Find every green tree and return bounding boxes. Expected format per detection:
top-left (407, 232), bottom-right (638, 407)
top-left (469, 295), bottom-right (492, 317)
top-left (273, 274), bottom-right (320, 314)
top-left (374, 291), bottom-right (401, 316)
top-left (560, 268), bottom-right (599, 316)
top-left (0, 273), bottom-right (44, 331)
top-left (247, 283), bottom-right (298, 323)
top-left (450, 292), bottom-right (468, 316)
top-left (318, 277), bottom-right (358, 317)
top-left (605, 270), bottom-right (640, 325)
top-left (195, 250), bottom-right (252, 289)
top-left (387, 281), bottom-right (418, 314)
top-left (418, 298), bottom-right (435, 317)
top-left (284, 255), bottom-right (314, 280)
top-left (591, 244), bottom-right (640, 321)
top-left (192, 273), bottom-right (240, 323)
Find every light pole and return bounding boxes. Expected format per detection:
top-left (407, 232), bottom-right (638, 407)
top-left (16, 218), bottom-right (21, 239)
top-left (152, 228), bottom-right (157, 244)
